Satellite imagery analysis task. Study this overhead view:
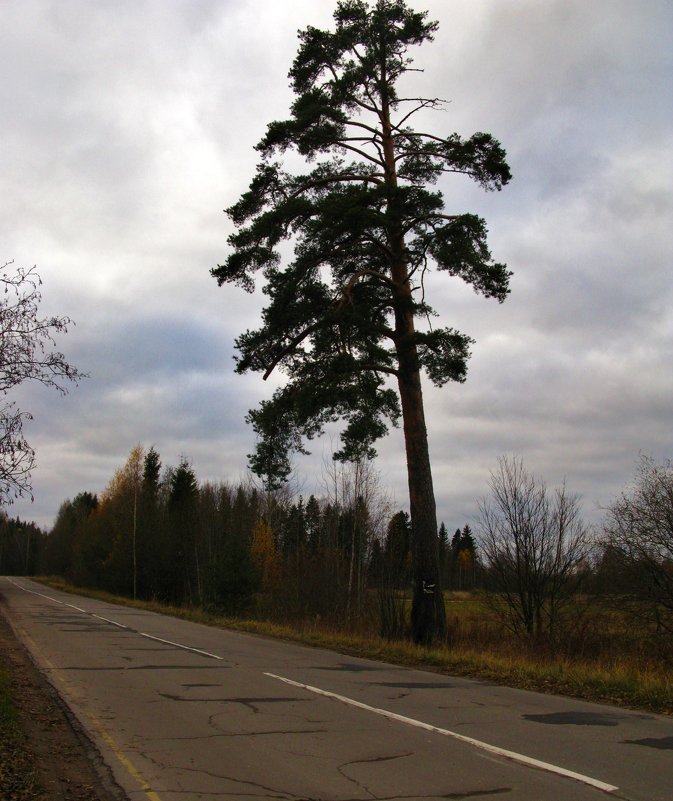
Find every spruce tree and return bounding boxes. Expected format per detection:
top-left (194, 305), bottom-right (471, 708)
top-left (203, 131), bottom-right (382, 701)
top-left (213, 0), bottom-right (511, 643)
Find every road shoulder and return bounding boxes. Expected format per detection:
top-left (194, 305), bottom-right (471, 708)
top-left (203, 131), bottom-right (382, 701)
top-left (0, 591), bottom-right (126, 801)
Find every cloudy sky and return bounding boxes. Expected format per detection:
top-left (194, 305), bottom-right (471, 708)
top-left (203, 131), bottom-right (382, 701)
top-left (2, 0), bottom-right (671, 531)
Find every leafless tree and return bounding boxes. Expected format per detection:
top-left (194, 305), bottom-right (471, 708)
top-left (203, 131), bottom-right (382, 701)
top-left (603, 455), bottom-right (673, 654)
top-left (322, 455), bottom-right (391, 624)
top-left (1, 262), bottom-right (84, 504)
top-left (478, 456), bottom-right (591, 644)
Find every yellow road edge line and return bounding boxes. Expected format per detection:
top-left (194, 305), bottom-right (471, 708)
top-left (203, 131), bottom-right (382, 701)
top-left (93, 723), bottom-right (163, 801)
top-left (26, 633), bottom-right (164, 801)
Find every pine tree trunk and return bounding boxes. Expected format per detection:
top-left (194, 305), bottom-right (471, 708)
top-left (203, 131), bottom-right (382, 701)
top-left (380, 92), bottom-right (446, 645)
top-left (395, 332), bottom-right (446, 644)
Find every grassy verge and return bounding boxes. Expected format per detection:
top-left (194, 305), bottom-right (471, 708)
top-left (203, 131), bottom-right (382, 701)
top-left (35, 577), bottom-right (673, 716)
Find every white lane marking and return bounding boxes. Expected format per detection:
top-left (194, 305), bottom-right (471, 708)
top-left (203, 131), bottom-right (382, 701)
top-left (8, 579), bottom-right (129, 627)
top-left (92, 614), bottom-right (129, 630)
top-left (7, 578), bottom-right (69, 605)
top-left (264, 672), bottom-right (619, 795)
top-left (11, 582), bottom-right (123, 627)
top-left (6, 579), bottom-right (221, 661)
top-left (139, 633), bottom-right (223, 661)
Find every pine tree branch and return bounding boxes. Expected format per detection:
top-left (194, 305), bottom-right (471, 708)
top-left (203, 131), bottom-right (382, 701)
top-left (345, 119), bottom-right (382, 138)
top-left (338, 141), bottom-right (384, 165)
top-left (351, 95), bottom-right (381, 115)
top-left (336, 269), bottom-right (397, 308)
top-left (341, 135), bottom-right (381, 144)
top-left (287, 172), bottom-right (385, 200)
top-left (358, 363), bottom-right (400, 378)
top-left (404, 213), bottom-right (461, 231)
top-left (259, 320), bottom-right (324, 380)
top-left (393, 130), bottom-right (455, 148)
top-left (257, 268), bottom-right (396, 381)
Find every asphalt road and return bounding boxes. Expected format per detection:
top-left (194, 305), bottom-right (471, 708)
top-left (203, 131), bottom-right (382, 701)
top-left (2, 577), bottom-right (672, 801)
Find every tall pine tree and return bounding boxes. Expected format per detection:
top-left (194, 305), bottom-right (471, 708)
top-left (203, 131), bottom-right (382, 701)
top-left (213, 0), bottom-right (511, 643)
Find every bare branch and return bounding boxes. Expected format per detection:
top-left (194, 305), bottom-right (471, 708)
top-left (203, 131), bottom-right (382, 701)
top-left (0, 262), bottom-right (85, 503)
top-left (344, 119), bottom-right (382, 138)
top-left (338, 141), bottom-right (385, 166)
top-left (392, 97), bottom-right (449, 129)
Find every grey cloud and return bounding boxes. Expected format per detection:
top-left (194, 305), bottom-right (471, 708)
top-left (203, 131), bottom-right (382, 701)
top-left (4, 0), bottom-right (672, 534)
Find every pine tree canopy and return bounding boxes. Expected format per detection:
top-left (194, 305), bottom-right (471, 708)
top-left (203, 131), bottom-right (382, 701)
top-left (213, 0), bottom-right (511, 489)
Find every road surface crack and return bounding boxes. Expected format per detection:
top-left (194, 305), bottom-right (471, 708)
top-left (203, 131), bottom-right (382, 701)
top-left (158, 692), bottom-right (306, 712)
top-left (155, 728), bottom-right (328, 741)
top-left (148, 759), bottom-right (307, 799)
top-left (337, 752), bottom-right (415, 799)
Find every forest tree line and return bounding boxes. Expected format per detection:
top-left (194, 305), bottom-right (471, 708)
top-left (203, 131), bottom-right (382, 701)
top-left (1, 446), bottom-right (477, 626)
top-left (2, 448), bottom-right (672, 657)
